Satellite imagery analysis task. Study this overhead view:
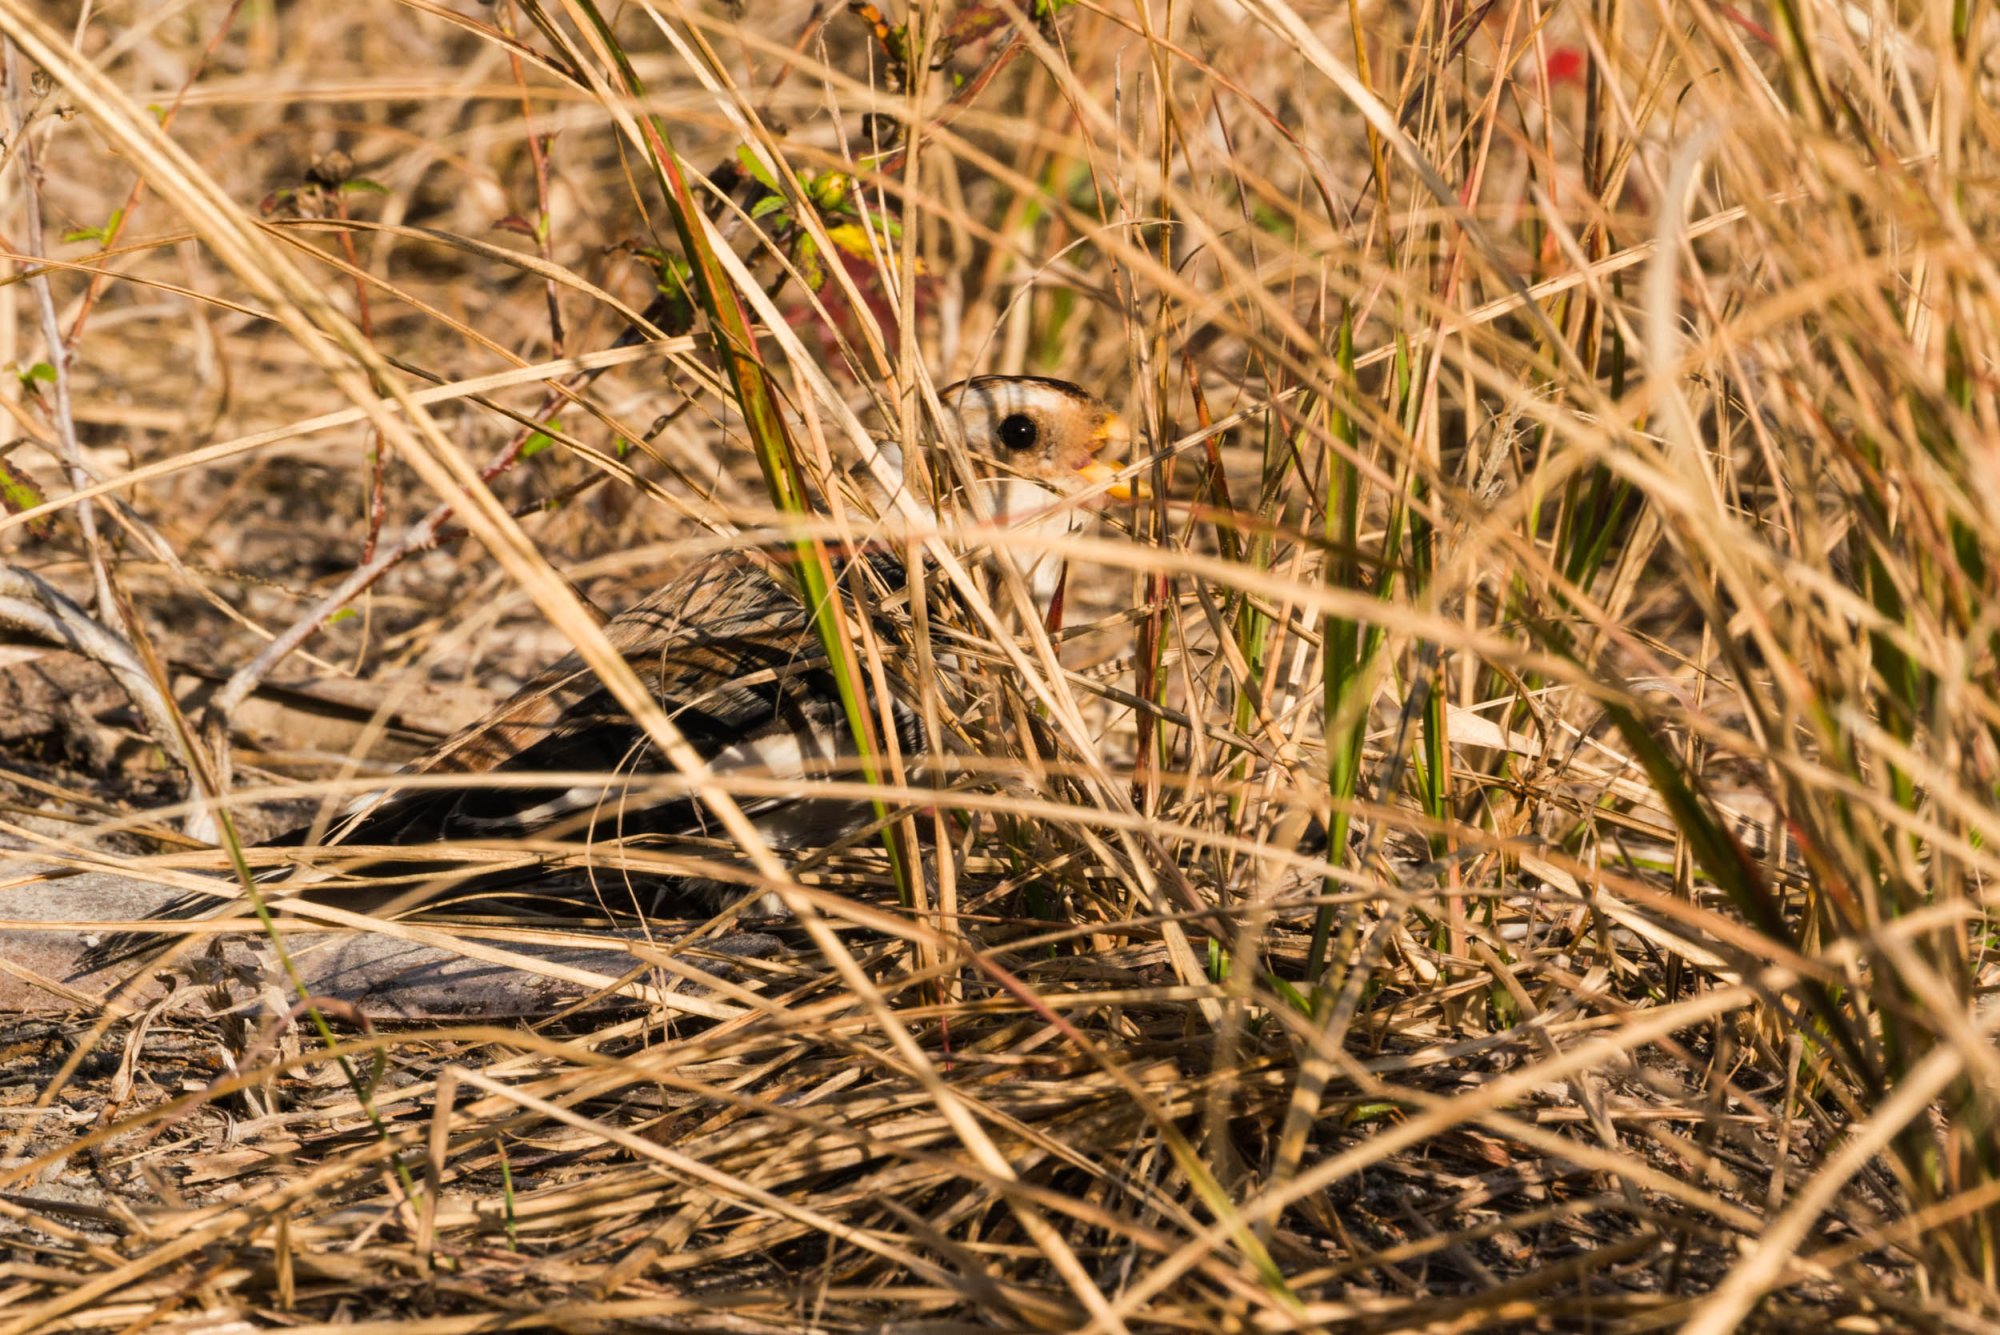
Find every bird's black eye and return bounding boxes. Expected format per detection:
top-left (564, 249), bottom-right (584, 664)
top-left (997, 412), bottom-right (1039, 450)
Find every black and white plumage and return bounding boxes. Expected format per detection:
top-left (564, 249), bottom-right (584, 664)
top-left (284, 546), bottom-right (929, 874)
top-left (87, 376), bottom-right (1126, 957)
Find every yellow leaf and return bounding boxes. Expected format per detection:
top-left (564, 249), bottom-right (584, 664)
top-left (823, 224), bottom-right (926, 274)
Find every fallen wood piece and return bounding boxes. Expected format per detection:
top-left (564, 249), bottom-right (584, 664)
top-left (0, 862), bottom-right (779, 1022)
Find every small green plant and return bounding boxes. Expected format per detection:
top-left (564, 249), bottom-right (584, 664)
top-left (61, 207), bottom-right (123, 245)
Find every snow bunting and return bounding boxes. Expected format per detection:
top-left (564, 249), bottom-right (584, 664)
top-left (88, 375), bottom-right (1127, 956)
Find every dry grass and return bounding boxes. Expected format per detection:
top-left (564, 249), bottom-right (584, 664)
top-left (1, 0), bottom-right (1998, 1329)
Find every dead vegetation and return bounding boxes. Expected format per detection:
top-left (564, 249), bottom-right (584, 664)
top-left (0, 0), bottom-right (1998, 1330)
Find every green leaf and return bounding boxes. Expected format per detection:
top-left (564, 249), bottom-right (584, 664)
top-left (0, 457), bottom-right (50, 539)
top-left (340, 178), bottom-right (390, 195)
top-left (734, 144), bottom-right (783, 193)
top-left (1264, 972), bottom-right (1311, 1015)
top-left (749, 195), bottom-right (791, 222)
top-left (19, 362), bottom-right (55, 388)
top-left (521, 423), bottom-right (560, 458)
top-left (648, 255), bottom-right (698, 336)
top-left (62, 208), bottom-right (122, 246)
top-left (328, 607), bottom-right (358, 625)
top-left (1207, 940), bottom-right (1231, 983)
top-left (795, 235), bottom-right (825, 290)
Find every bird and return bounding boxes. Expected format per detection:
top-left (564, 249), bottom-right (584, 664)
top-left (82, 375), bottom-right (1126, 962)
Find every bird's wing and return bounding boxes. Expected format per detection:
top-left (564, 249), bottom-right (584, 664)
top-left (77, 553), bottom-right (893, 971)
top-left (299, 547), bottom-right (920, 853)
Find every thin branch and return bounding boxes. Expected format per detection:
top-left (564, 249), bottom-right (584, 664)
top-left (0, 562), bottom-right (196, 778)
top-left (3, 39), bottom-right (119, 629)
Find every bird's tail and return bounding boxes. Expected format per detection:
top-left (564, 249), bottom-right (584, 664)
top-left (72, 862), bottom-right (295, 977)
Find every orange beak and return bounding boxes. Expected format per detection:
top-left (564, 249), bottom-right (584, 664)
top-left (1076, 460), bottom-right (1133, 499)
top-left (1076, 413), bottom-right (1139, 500)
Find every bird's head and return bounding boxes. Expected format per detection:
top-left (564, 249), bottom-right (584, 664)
top-left (942, 375), bottom-right (1130, 503)
top-left (914, 375), bottom-right (1129, 615)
